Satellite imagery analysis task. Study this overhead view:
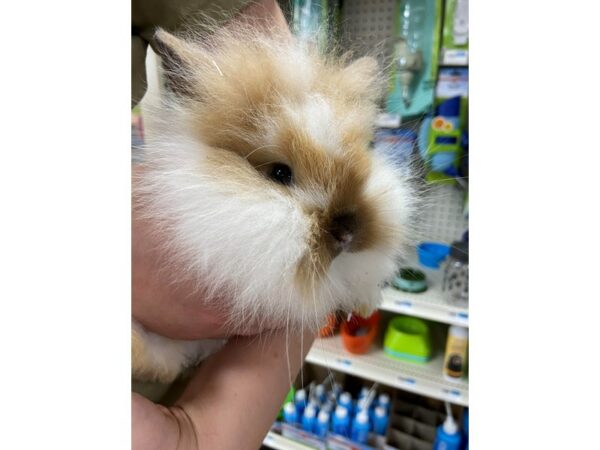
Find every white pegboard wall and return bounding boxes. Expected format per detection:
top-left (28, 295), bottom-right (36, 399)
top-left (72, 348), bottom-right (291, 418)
top-left (341, 0), bottom-right (397, 69)
top-left (418, 184), bottom-right (468, 244)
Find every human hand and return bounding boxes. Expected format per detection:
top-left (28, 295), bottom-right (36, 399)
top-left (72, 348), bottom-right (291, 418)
top-left (132, 329), bottom-right (314, 450)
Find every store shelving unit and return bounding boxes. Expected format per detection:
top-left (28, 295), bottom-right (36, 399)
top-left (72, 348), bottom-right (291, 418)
top-left (263, 431), bottom-right (314, 450)
top-left (306, 334), bottom-right (468, 407)
top-left (380, 267), bottom-right (468, 328)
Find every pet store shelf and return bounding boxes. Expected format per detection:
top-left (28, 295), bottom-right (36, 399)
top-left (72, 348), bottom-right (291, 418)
top-left (380, 266), bottom-right (468, 327)
top-left (263, 431), bottom-right (314, 450)
top-left (306, 335), bottom-right (468, 407)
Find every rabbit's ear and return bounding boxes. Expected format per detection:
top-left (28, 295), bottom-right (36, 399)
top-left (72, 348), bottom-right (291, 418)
top-left (153, 28), bottom-right (200, 97)
top-left (340, 56), bottom-right (382, 103)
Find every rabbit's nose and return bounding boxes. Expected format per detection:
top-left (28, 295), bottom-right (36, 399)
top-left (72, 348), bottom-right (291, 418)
top-left (329, 213), bottom-right (357, 250)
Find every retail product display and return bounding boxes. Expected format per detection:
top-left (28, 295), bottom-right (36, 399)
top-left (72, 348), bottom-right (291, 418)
top-left (393, 267), bottom-right (428, 293)
top-left (441, 0), bottom-right (469, 65)
top-left (386, 396), bottom-right (445, 449)
top-left (443, 325), bottom-right (469, 380)
top-left (387, 0), bottom-right (444, 117)
top-left (351, 409), bottom-right (371, 443)
top-left (419, 96), bottom-right (467, 184)
top-left (417, 242), bottom-right (451, 268)
top-left (340, 311), bottom-right (381, 355)
top-left (333, 406), bottom-right (351, 437)
top-left (373, 128), bottom-right (418, 174)
top-left (373, 406), bottom-right (389, 435)
top-left (273, 379), bottom-right (394, 449)
top-left (315, 410), bottom-right (330, 438)
top-left (433, 402), bottom-right (463, 450)
top-left (338, 392), bottom-right (354, 414)
top-left (436, 68), bottom-right (469, 99)
top-left (283, 401), bottom-right (299, 425)
top-left (377, 393), bottom-right (391, 413)
top-left (443, 241), bottom-right (469, 304)
top-left (462, 408), bottom-right (469, 450)
top-left (315, 384), bottom-right (326, 404)
top-left (295, 388), bottom-right (307, 417)
top-left (302, 404), bottom-right (318, 432)
top-left (278, 387), bottom-right (296, 420)
top-left (383, 316), bottom-right (432, 363)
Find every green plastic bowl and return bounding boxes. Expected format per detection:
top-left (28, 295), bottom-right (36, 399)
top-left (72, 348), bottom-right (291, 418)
top-left (384, 316), bottom-right (432, 364)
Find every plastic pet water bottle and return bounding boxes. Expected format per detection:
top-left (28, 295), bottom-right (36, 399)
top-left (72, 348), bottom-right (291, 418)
top-left (295, 389), bottom-right (307, 418)
top-left (358, 387), bottom-right (370, 400)
top-left (338, 392), bottom-right (353, 414)
top-left (321, 400), bottom-right (335, 414)
top-left (283, 402), bottom-right (298, 425)
top-left (302, 405), bottom-right (317, 433)
top-left (433, 402), bottom-right (462, 450)
top-left (314, 410), bottom-right (330, 438)
top-left (372, 406), bottom-right (389, 435)
top-left (332, 406), bottom-right (350, 437)
top-left (307, 399), bottom-right (320, 416)
top-left (376, 393), bottom-right (390, 412)
top-left (351, 410), bottom-right (371, 444)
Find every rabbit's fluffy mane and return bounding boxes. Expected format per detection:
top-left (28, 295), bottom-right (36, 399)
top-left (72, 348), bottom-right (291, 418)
top-left (135, 24), bottom-right (419, 333)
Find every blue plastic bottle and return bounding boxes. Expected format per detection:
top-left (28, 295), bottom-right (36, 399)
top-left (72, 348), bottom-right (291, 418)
top-left (295, 389), bottom-right (307, 418)
top-left (338, 392), bottom-right (353, 415)
top-left (321, 400), bottom-right (335, 414)
top-left (332, 406), bottom-right (351, 437)
top-left (315, 384), bottom-right (327, 404)
top-left (314, 410), bottom-right (330, 438)
top-left (372, 406), bottom-right (389, 435)
top-left (376, 393), bottom-right (390, 412)
top-left (331, 382), bottom-right (342, 400)
top-left (302, 405), bottom-right (317, 433)
top-left (463, 409), bottom-right (469, 450)
top-left (433, 415), bottom-right (462, 450)
top-left (355, 397), bottom-right (370, 413)
top-left (351, 410), bottom-right (371, 444)
top-left (307, 399), bottom-right (320, 416)
top-left (358, 387), bottom-right (370, 401)
top-left (283, 402), bottom-right (299, 425)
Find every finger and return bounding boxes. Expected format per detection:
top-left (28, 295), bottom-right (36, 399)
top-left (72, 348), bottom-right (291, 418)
top-left (132, 392), bottom-right (181, 450)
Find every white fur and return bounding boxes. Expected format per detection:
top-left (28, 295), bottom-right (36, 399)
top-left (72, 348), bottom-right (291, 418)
top-left (134, 44), bottom-right (419, 381)
top-left (283, 95), bottom-right (343, 157)
top-left (133, 320), bottom-right (224, 379)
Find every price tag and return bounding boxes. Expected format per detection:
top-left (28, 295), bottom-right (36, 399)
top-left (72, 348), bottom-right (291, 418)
top-left (394, 300), bottom-right (412, 308)
top-left (442, 49), bottom-right (469, 65)
top-left (335, 358), bottom-right (352, 367)
top-left (397, 376), bottom-right (416, 385)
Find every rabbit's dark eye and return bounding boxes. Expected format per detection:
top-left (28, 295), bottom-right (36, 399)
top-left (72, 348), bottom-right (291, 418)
top-left (269, 164), bottom-right (293, 185)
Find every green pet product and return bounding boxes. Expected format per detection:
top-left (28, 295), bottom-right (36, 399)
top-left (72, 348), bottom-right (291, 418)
top-left (384, 316), bottom-right (432, 364)
top-left (441, 0), bottom-right (469, 65)
top-left (418, 95), bottom-right (466, 184)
